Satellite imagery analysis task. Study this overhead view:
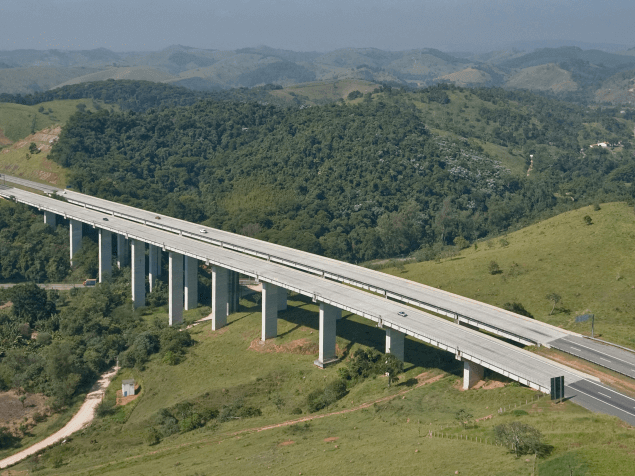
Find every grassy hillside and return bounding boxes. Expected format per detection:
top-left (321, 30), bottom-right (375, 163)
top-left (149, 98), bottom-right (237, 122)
top-left (8, 290), bottom-right (635, 475)
top-left (506, 63), bottom-right (578, 93)
top-left (269, 79), bottom-right (379, 105)
top-left (378, 202), bottom-right (635, 348)
top-left (0, 98), bottom-right (112, 186)
top-left (54, 67), bottom-right (176, 88)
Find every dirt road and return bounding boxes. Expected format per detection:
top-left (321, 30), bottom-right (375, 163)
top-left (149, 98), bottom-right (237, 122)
top-left (0, 366), bottom-right (118, 469)
top-left (0, 283), bottom-right (84, 290)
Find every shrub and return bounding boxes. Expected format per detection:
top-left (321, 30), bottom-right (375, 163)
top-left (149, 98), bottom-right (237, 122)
top-left (503, 302), bottom-right (533, 318)
top-left (488, 261), bottom-right (501, 275)
top-left (307, 379), bottom-right (347, 412)
top-left (347, 90), bottom-right (363, 100)
top-left (179, 413), bottom-right (203, 433)
top-left (584, 215), bottom-right (593, 225)
top-left (145, 427), bottom-right (161, 445)
top-left (291, 407), bottom-right (302, 415)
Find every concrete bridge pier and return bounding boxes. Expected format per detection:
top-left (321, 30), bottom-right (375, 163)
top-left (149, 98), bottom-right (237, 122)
top-left (69, 219), bottom-right (82, 266)
top-left (385, 328), bottom-right (405, 362)
top-left (43, 211), bottom-right (56, 229)
top-left (261, 282), bottom-right (279, 340)
top-left (131, 239), bottom-right (145, 308)
top-left (315, 302), bottom-right (340, 368)
top-left (212, 265), bottom-right (229, 330)
top-left (278, 288), bottom-right (287, 311)
top-left (463, 360), bottom-right (485, 390)
top-left (148, 244), bottom-right (158, 292)
top-left (98, 229), bottom-right (112, 283)
top-left (184, 256), bottom-right (198, 310)
top-left (169, 252), bottom-right (184, 326)
top-left (227, 270), bottom-right (240, 313)
top-left (116, 234), bottom-right (129, 268)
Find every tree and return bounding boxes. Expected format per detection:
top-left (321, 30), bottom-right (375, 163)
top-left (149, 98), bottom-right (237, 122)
top-left (503, 302), bottom-right (533, 318)
top-left (488, 261), bottom-right (501, 275)
top-left (28, 142), bottom-right (39, 154)
top-left (381, 353), bottom-right (404, 387)
top-left (455, 408), bottom-right (473, 429)
top-left (545, 293), bottom-right (561, 315)
top-left (494, 421), bottom-right (548, 457)
top-left (583, 215), bottom-right (593, 225)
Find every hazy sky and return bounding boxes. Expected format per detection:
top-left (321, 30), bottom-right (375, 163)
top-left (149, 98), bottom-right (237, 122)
top-left (0, 0), bottom-right (633, 52)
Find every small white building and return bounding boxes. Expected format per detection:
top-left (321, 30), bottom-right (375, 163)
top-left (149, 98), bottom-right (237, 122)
top-left (122, 379), bottom-right (135, 397)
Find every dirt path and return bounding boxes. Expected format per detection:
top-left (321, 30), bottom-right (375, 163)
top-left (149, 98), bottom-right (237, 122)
top-left (0, 366), bottom-right (119, 470)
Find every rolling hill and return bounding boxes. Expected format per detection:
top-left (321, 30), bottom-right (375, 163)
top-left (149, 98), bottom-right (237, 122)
top-left (2, 45), bottom-right (635, 105)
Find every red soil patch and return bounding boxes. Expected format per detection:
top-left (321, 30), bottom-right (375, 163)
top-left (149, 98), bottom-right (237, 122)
top-left (116, 385), bottom-right (140, 406)
top-left (249, 338), bottom-right (318, 355)
top-left (324, 437), bottom-right (339, 443)
top-left (455, 379), bottom-right (506, 391)
top-left (0, 128), bottom-right (11, 146)
top-left (278, 440), bottom-right (295, 447)
top-left (0, 390), bottom-right (50, 432)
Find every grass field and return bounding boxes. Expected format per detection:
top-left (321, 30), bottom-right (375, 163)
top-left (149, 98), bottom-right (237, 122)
top-left (269, 79), bottom-right (379, 105)
top-left (6, 289), bottom-right (635, 475)
top-left (377, 202), bottom-right (635, 348)
top-left (0, 99), bottom-right (114, 187)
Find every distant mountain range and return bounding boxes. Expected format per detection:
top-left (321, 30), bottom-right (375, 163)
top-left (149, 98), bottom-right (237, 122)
top-left (1, 44), bottom-right (634, 105)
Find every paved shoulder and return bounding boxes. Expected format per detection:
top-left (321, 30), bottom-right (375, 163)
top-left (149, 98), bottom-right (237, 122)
top-left (551, 336), bottom-right (635, 378)
top-left (567, 380), bottom-right (635, 426)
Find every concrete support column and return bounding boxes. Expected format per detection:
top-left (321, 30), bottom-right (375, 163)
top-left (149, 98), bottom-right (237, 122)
top-left (131, 239), bottom-right (145, 308)
top-left (463, 360), bottom-right (485, 390)
top-left (385, 328), bottom-right (405, 362)
top-left (261, 282), bottom-right (278, 340)
top-left (116, 234), bottom-right (129, 268)
top-left (69, 219), bottom-right (82, 266)
top-left (43, 211), bottom-right (56, 229)
top-left (184, 256), bottom-right (198, 311)
top-left (212, 266), bottom-right (229, 330)
top-left (315, 302), bottom-right (339, 368)
top-left (169, 252), bottom-right (184, 326)
top-left (227, 271), bottom-right (240, 314)
top-left (148, 244), bottom-right (158, 292)
top-left (278, 287), bottom-right (287, 312)
top-left (156, 248), bottom-right (162, 276)
top-left (98, 229), bottom-right (112, 283)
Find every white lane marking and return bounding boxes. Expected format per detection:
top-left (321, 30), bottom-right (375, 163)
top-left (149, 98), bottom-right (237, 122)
top-left (599, 357), bottom-right (612, 362)
top-left (582, 380), bottom-right (635, 402)
top-left (569, 347), bottom-right (582, 352)
top-left (564, 339), bottom-right (635, 366)
top-left (598, 392), bottom-right (612, 399)
top-left (571, 386), bottom-right (635, 416)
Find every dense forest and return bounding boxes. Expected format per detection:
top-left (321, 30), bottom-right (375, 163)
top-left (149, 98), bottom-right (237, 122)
top-left (46, 83), bottom-right (635, 262)
top-left (0, 80), bottom-right (291, 113)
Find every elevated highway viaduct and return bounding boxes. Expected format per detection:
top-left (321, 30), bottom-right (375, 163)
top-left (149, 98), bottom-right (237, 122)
top-left (3, 175), bottom-right (634, 381)
top-left (2, 183), bottom-right (635, 425)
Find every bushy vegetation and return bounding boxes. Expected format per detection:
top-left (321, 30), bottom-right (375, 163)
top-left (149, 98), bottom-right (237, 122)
top-left (37, 84), bottom-right (634, 264)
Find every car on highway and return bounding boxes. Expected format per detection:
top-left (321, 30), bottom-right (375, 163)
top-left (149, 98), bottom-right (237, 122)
top-left (200, 229), bottom-right (207, 233)
top-left (398, 311), bottom-right (407, 317)
top-left (103, 217), bottom-right (108, 221)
